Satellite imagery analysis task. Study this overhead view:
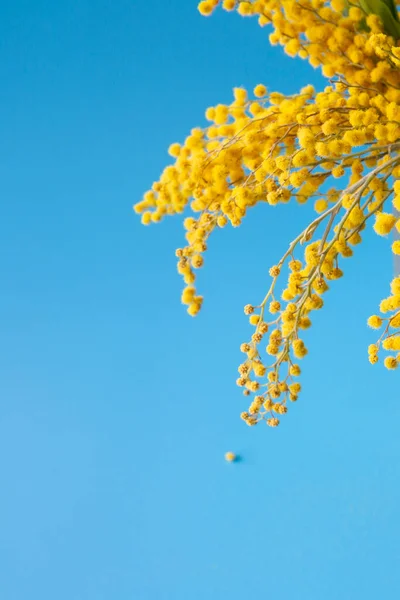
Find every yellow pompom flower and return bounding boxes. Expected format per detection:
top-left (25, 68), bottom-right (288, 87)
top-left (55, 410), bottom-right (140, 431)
top-left (383, 336), bottom-right (400, 350)
top-left (331, 0), bottom-right (346, 11)
top-left (393, 196), bottom-right (400, 211)
top-left (289, 382), bottom-right (301, 395)
top-left (390, 313), bottom-right (400, 328)
top-left (187, 297), bottom-right (203, 316)
top-left (198, 1), bottom-right (214, 16)
top-left (388, 103), bottom-right (400, 124)
top-left (217, 215), bottom-right (228, 227)
top-left (168, 143), bottom-right (181, 157)
top-left (391, 278), bottom-right (400, 295)
top-left (214, 104), bottom-right (229, 125)
top-left (269, 265), bottom-right (281, 277)
top-left (285, 39), bottom-right (301, 57)
top-left (314, 199), bottom-right (328, 213)
top-left (269, 301), bottom-right (281, 314)
top-left (205, 107), bottom-right (216, 121)
top-left (289, 260), bottom-right (302, 272)
top-left (332, 166), bottom-right (345, 178)
top-left (289, 364), bottom-right (301, 376)
top-left (181, 286), bottom-right (196, 305)
top-left (253, 84), bottom-right (267, 97)
top-left (222, 0), bottom-right (236, 10)
top-left (237, 1), bottom-right (252, 16)
top-left (367, 315), bottom-right (383, 329)
top-left (292, 339), bottom-right (308, 358)
top-left (141, 212), bottom-right (152, 225)
top-left (384, 356), bottom-right (398, 370)
top-left (233, 87), bottom-right (247, 104)
top-left (225, 451), bottom-right (237, 462)
top-left (191, 254), bottom-right (204, 268)
top-left (373, 213), bottom-right (397, 236)
top-left (297, 127), bottom-right (315, 149)
top-left (253, 362), bottom-right (266, 377)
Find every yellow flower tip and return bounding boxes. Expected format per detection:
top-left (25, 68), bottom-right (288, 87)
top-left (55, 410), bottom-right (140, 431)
top-left (297, 127), bottom-right (315, 149)
top-left (282, 289), bottom-right (295, 301)
top-left (269, 32), bottom-right (280, 45)
top-left (348, 6), bottom-right (363, 21)
top-left (184, 217), bottom-right (196, 231)
top-left (314, 199), bottom-right (328, 214)
top-left (225, 451), bottom-right (237, 462)
top-left (289, 364), bottom-right (301, 376)
top-left (244, 304), bottom-right (255, 315)
top-left (292, 339), bottom-right (308, 359)
top-left (331, 0), bottom-right (346, 12)
top-left (249, 314), bottom-right (260, 326)
top-left (187, 296), bottom-right (203, 316)
top-left (393, 196), bottom-right (400, 212)
top-left (222, 0), bottom-right (236, 10)
top-left (393, 241), bottom-right (400, 256)
top-left (233, 87), bottom-right (247, 104)
top-left (367, 315), bottom-right (383, 329)
top-left (331, 166), bottom-right (345, 178)
top-left (382, 335), bottom-right (400, 350)
top-left (380, 298), bottom-right (392, 313)
top-left (384, 356), bottom-right (398, 370)
top-left (253, 84), bottom-right (267, 98)
top-left (141, 211), bottom-right (152, 225)
top-left (253, 362), bottom-right (266, 376)
top-left (266, 344), bottom-right (279, 356)
top-left (373, 213), bottom-right (397, 236)
top-left (191, 254), bottom-right (204, 268)
top-left (198, 1), bottom-right (214, 16)
top-left (217, 215), bottom-right (228, 228)
top-left (289, 260), bottom-right (302, 272)
top-left (390, 313), bottom-right (400, 328)
top-left (181, 286), bottom-right (196, 305)
top-left (237, 1), bottom-right (252, 16)
top-left (366, 13), bottom-right (384, 32)
top-left (289, 383), bottom-right (301, 395)
top-left (391, 277), bottom-right (400, 296)
top-left (269, 265), bottom-right (280, 277)
top-left (269, 300), bottom-right (281, 314)
top-left (205, 107), bottom-right (216, 121)
top-left (246, 346), bottom-right (257, 359)
top-left (168, 143), bottom-right (181, 158)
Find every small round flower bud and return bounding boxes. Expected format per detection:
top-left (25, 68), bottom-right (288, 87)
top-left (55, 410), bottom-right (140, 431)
top-left (244, 304), bottom-right (255, 315)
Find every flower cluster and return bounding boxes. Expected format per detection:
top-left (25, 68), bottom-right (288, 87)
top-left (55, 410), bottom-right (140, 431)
top-left (368, 184), bottom-right (400, 369)
top-left (135, 1), bottom-right (400, 427)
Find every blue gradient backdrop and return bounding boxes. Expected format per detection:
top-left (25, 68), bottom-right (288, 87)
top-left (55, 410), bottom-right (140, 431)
top-left (1, 1), bottom-right (399, 599)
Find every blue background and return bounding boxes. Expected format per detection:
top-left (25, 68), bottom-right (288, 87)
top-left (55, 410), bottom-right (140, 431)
top-left (1, 1), bottom-right (399, 598)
